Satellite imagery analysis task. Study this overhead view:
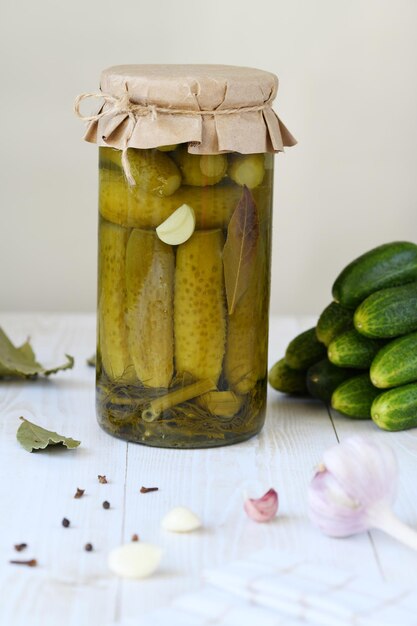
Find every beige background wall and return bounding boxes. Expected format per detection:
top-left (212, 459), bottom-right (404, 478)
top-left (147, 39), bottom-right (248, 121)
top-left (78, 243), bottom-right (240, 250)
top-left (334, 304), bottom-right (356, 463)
top-left (0, 0), bottom-right (416, 315)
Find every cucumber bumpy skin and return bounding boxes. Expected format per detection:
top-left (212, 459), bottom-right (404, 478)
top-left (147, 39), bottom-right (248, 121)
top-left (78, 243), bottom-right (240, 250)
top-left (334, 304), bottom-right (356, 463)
top-left (331, 373), bottom-right (381, 419)
top-left (354, 281), bottom-right (417, 338)
top-left (125, 229), bottom-right (174, 388)
top-left (316, 302), bottom-right (353, 347)
top-left (370, 331), bottom-right (417, 388)
top-left (174, 230), bottom-right (226, 384)
top-left (332, 241), bottom-right (417, 309)
top-left (285, 328), bottom-right (327, 371)
top-left (327, 329), bottom-right (384, 369)
top-left (371, 383), bottom-right (417, 431)
top-left (268, 358), bottom-right (308, 395)
top-left (98, 220), bottom-right (135, 383)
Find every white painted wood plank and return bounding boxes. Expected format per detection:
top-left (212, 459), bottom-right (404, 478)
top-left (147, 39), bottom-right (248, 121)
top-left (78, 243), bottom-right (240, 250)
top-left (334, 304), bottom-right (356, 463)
top-left (0, 313), bottom-right (125, 626)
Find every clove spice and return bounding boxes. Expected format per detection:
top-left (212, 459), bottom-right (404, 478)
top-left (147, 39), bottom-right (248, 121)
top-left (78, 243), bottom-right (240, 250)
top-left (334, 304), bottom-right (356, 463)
top-left (98, 475), bottom-right (108, 484)
top-left (140, 486), bottom-right (159, 494)
top-left (14, 543), bottom-right (27, 552)
top-left (10, 559), bottom-right (37, 567)
top-left (74, 487), bottom-right (85, 499)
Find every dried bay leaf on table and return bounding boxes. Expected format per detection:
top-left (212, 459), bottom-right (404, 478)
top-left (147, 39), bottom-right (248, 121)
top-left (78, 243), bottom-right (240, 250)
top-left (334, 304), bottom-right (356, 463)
top-left (87, 354), bottom-right (96, 367)
top-left (0, 327), bottom-right (74, 379)
top-left (17, 417), bottom-right (81, 452)
top-left (222, 186), bottom-right (259, 315)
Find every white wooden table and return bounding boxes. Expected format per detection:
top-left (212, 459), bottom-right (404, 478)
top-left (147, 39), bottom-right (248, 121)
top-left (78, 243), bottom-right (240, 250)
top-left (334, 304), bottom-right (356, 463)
top-left (1, 313), bottom-right (417, 626)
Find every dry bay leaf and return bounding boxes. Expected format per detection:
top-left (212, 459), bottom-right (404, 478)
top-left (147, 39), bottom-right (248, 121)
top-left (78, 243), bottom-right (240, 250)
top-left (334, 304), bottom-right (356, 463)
top-left (0, 327), bottom-right (74, 379)
top-left (222, 186), bottom-right (259, 315)
top-left (17, 417), bottom-right (81, 452)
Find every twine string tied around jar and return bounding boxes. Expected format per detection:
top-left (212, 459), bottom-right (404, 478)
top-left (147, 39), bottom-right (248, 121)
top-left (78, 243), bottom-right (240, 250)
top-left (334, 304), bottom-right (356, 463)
top-left (73, 90), bottom-right (275, 185)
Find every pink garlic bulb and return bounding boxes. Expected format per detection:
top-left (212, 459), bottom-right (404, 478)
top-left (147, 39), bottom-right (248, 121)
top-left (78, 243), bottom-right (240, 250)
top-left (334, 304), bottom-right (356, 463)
top-left (308, 436), bottom-right (417, 551)
top-left (244, 488), bottom-right (278, 523)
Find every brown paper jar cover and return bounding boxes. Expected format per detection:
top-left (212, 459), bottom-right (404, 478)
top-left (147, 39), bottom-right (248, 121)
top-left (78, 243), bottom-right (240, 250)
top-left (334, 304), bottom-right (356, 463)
top-left (81, 64), bottom-right (296, 155)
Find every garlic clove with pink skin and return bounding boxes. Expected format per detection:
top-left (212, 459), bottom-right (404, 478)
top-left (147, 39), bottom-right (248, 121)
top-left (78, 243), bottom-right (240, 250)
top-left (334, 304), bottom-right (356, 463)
top-left (244, 488), bottom-right (278, 522)
top-left (308, 436), bottom-right (417, 552)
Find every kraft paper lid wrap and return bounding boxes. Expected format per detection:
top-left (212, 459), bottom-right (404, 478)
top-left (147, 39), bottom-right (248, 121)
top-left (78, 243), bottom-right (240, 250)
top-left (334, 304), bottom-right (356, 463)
top-left (76, 64), bottom-right (296, 156)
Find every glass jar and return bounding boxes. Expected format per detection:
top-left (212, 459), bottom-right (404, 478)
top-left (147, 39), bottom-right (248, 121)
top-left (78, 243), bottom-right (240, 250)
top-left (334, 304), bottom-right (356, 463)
top-left (75, 65), bottom-right (295, 448)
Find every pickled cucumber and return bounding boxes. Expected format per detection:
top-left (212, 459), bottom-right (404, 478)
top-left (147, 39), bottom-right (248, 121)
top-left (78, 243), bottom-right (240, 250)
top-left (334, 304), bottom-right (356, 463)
top-left (100, 146), bottom-right (181, 196)
top-left (228, 154), bottom-right (265, 189)
top-left (98, 220), bottom-right (135, 383)
top-left (224, 246), bottom-right (269, 394)
top-left (196, 391), bottom-right (244, 417)
top-left (99, 169), bottom-right (243, 230)
top-left (174, 230), bottom-right (226, 383)
top-left (125, 230), bottom-right (174, 388)
top-left (173, 146), bottom-right (227, 186)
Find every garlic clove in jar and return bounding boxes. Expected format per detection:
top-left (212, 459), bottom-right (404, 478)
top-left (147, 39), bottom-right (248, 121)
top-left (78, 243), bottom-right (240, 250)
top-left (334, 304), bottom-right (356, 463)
top-left (161, 506), bottom-right (202, 533)
top-left (156, 204), bottom-right (195, 245)
top-left (108, 542), bottom-right (162, 579)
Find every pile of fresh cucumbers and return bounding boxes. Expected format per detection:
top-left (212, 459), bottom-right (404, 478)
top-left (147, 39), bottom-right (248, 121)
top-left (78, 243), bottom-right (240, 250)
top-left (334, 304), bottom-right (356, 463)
top-left (269, 241), bottom-right (417, 431)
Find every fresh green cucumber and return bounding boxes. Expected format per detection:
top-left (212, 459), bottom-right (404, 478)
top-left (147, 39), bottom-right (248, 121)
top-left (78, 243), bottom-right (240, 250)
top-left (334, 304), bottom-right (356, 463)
top-left (371, 383), bottom-right (417, 431)
top-left (332, 241), bottom-right (417, 308)
top-left (306, 358), bottom-right (356, 402)
top-left (268, 358), bottom-right (308, 395)
top-left (285, 328), bottom-right (327, 370)
top-left (331, 373), bottom-right (381, 418)
top-left (316, 302), bottom-right (353, 347)
top-left (370, 331), bottom-right (417, 388)
top-left (354, 281), bottom-right (417, 338)
top-left (328, 329), bottom-right (384, 369)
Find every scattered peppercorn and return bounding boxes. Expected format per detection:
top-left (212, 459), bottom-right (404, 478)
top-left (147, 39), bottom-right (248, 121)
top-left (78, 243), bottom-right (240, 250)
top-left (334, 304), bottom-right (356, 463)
top-left (9, 559), bottom-right (37, 567)
top-left (74, 488), bottom-right (85, 499)
top-left (98, 475), bottom-right (108, 484)
top-left (62, 517), bottom-right (70, 528)
top-left (84, 543), bottom-right (93, 552)
top-left (14, 543), bottom-right (27, 552)
top-left (131, 534), bottom-right (140, 542)
top-left (102, 501), bottom-right (110, 510)
top-left (140, 486), bottom-right (159, 493)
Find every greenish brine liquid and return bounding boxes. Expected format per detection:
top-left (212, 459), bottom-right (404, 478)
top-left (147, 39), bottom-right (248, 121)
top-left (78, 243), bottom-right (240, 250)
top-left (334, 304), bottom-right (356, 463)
top-left (96, 145), bottom-right (274, 448)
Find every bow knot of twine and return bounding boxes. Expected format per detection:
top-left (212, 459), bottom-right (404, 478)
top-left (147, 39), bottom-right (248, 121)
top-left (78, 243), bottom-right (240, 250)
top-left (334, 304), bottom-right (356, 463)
top-left (74, 90), bottom-right (274, 185)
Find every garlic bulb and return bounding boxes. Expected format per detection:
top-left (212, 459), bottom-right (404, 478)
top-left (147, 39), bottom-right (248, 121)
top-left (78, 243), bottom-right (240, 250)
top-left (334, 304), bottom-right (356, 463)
top-left (308, 436), bottom-right (417, 551)
top-left (108, 542), bottom-right (162, 579)
top-left (244, 488), bottom-right (279, 523)
top-left (161, 506), bottom-right (202, 533)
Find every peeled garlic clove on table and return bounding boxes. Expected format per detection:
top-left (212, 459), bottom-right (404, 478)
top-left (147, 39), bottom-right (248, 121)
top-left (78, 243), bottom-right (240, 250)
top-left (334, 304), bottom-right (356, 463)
top-left (108, 542), bottom-right (162, 579)
top-left (156, 204), bottom-right (195, 245)
top-left (161, 506), bottom-right (202, 532)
